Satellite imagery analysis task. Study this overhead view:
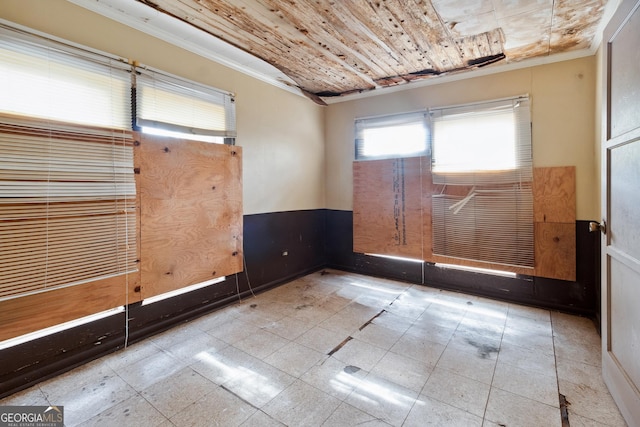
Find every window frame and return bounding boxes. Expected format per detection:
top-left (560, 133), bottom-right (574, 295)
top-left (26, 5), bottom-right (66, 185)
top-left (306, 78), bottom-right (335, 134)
top-left (0, 21), bottom-right (242, 341)
top-left (428, 96), bottom-right (535, 269)
top-left (428, 96), bottom-right (532, 186)
top-left (354, 110), bottom-right (429, 161)
top-left (134, 66), bottom-right (236, 144)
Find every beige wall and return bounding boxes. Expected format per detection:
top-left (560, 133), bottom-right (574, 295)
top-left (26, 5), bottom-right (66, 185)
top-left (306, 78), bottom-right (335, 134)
top-left (0, 1), bottom-right (600, 220)
top-left (0, 0), bottom-right (325, 215)
top-left (325, 57), bottom-right (599, 220)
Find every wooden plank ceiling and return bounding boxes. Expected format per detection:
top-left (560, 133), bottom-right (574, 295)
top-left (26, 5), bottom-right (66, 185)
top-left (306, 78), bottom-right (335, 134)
top-left (137, 0), bottom-right (607, 100)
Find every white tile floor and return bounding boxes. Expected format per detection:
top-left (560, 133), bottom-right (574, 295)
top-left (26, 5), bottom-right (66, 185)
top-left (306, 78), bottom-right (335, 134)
top-left (0, 270), bottom-right (627, 426)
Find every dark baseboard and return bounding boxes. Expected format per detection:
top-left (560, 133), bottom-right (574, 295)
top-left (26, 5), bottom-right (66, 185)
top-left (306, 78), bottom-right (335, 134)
top-left (0, 210), bottom-right (327, 399)
top-left (325, 209), bottom-right (601, 317)
top-left (1, 208), bottom-right (601, 398)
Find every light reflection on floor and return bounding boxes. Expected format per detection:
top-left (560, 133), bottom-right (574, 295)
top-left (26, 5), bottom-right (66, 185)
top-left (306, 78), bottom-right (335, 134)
top-left (1, 270), bottom-right (625, 427)
top-left (196, 351), bottom-right (282, 403)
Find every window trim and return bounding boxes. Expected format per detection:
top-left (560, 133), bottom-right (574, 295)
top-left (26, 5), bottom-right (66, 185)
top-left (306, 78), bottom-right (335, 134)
top-left (134, 65), bottom-right (236, 140)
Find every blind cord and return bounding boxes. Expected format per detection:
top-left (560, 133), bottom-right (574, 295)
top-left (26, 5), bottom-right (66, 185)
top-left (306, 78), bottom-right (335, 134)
top-left (44, 120), bottom-right (52, 291)
top-left (111, 127), bottom-right (130, 349)
top-left (235, 273), bottom-right (241, 302)
top-left (234, 251), bottom-right (256, 302)
top-left (122, 130), bottom-right (130, 349)
top-left (43, 51), bottom-right (53, 292)
top-left (243, 251), bottom-right (256, 298)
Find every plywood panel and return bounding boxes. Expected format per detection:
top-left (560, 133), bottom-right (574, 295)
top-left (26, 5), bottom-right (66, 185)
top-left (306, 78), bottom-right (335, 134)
top-left (137, 135), bottom-right (242, 299)
top-left (356, 158), bottom-right (576, 280)
top-left (0, 273), bottom-right (139, 341)
top-left (137, 139), bottom-right (242, 202)
top-left (534, 222), bottom-right (576, 281)
top-left (0, 119), bottom-right (140, 342)
top-left (532, 166), bottom-right (576, 280)
top-left (533, 166), bottom-right (576, 223)
top-left (141, 198), bottom-right (242, 292)
top-left (353, 157), bottom-right (423, 259)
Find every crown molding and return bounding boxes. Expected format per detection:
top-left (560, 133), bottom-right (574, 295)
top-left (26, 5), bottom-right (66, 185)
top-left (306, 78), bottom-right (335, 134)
top-left (67, 0), bottom-right (302, 97)
top-left (68, 0), bottom-right (614, 106)
top-left (321, 48), bottom-right (596, 104)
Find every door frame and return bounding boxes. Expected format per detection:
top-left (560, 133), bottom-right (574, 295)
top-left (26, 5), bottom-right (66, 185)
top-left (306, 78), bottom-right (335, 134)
top-left (601, 0), bottom-right (640, 424)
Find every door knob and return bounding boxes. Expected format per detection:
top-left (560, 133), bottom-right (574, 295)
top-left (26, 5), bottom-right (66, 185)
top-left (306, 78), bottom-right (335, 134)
top-left (589, 220), bottom-right (606, 234)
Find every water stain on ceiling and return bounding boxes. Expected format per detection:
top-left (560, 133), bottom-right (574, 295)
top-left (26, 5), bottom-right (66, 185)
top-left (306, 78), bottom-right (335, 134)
top-left (135, 0), bottom-right (608, 102)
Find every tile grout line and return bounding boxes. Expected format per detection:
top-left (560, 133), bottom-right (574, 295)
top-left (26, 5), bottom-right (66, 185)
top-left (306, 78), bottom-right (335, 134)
top-left (550, 312), bottom-right (571, 427)
top-left (219, 383), bottom-right (262, 412)
top-left (130, 390), bottom-right (172, 427)
top-left (328, 285), bottom-right (422, 426)
top-left (399, 284), bottom-right (461, 426)
top-left (327, 336), bottom-right (353, 357)
top-left (479, 303), bottom-right (509, 424)
top-left (264, 292), bottom-right (384, 427)
top-left (5, 273), bottom-right (614, 426)
top-left (377, 284), bottom-right (419, 427)
top-left (412, 288), bottom-right (469, 413)
top-left (358, 309), bottom-right (387, 331)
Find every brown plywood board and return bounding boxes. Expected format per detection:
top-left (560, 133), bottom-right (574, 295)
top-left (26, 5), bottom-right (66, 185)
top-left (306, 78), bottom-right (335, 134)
top-left (353, 157), bottom-right (423, 259)
top-left (137, 135), bottom-right (242, 299)
top-left (533, 166), bottom-right (576, 223)
top-left (355, 157), bottom-right (576, 280)
top-left (0, 273), bottom-right (139, 341)
top-left (534, 222), bottom-right (576, 281)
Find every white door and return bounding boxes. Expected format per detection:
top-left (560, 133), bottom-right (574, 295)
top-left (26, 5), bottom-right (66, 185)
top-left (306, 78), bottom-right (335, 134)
top-left (601, 0), bottom-right (640, 425)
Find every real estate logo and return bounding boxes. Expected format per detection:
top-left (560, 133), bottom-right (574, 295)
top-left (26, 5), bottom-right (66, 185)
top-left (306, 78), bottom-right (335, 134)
top-left (0, 406), bottom-right (64, 427)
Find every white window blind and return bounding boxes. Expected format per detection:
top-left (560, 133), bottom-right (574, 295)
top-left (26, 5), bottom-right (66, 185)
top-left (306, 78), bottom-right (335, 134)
top-left (0, 25), bottom-right (136, 300)
top-left (430, 97), bottom-right (532, 185)
top-left (432, 187), bottom-right (534, 267)
top-left (136, 68), bottom-right (236, 138)
top-left (430, 96), bottom-right (534, 269)
top-left (0, 25), bottom-right (131, 129)
top-left (355, 111), bottom-right (428, 160)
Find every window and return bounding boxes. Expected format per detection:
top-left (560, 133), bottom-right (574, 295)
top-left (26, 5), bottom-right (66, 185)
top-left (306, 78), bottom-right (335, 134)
top-left (430, 97), bottom-right (532, 185)
top-left (134, 66), bottom-right (240, 302)
top-left (135, 67), bottom-right (236, 142)
top-left (0, 24), bottom-right (136, 301)
top-left (0, 23), bottom-right (242, 342)
top-left (140, 126), bottom-right (224, 144)
top-left (355, 111), bottom-right (428, 160)
top-left (0, 26), bottom-right (130, 129)
top-left (432, 109), bottom-right (516, 172)
top-left (429, 96), bottom-right (534, 268)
